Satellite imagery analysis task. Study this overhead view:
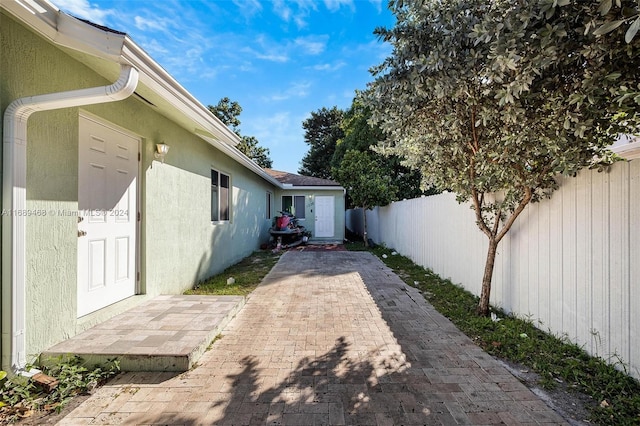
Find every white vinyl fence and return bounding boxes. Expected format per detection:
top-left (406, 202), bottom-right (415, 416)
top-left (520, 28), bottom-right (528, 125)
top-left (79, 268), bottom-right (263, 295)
top-left (346, 160), bottom-right (640, 380)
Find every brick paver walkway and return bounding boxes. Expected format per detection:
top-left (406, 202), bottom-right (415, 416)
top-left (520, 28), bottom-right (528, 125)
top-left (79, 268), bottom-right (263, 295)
top-left (58, 251), bottom-right (566, 425)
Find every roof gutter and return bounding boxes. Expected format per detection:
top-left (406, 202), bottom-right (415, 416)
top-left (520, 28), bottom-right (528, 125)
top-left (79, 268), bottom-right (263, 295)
top-left (2, 64), bottom-right (139, 372)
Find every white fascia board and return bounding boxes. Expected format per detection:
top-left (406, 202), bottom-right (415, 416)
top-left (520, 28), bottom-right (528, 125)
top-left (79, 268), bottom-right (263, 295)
top-left (1, 1), bottom-right (125, 61)
top-left (3, 0), bottom-right (241, 150)
top-left (122, 46), bottom-right (276, 182)
top-left (120, 40), bottom-right (241, 148)
top-left (55, 13), bottom-right (125, 61)
top-left (1, 0), bottom-right (58, 40)
top-left (3, 0), bottom-right (275, 183)
top-left (196, 134), bottom-right (283, 188)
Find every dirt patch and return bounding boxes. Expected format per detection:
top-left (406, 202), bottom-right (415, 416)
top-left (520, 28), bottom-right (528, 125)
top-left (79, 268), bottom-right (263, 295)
top-left (8, 393), bottom-right (90, 425)
top-left (292, 244), bottom-right (346, 252)
top-left (498, 359), bottom-right (596, 425)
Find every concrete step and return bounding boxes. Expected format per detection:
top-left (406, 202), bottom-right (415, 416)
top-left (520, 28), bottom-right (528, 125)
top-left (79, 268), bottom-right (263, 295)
top-left (41, 295), bottom-right (245, 372)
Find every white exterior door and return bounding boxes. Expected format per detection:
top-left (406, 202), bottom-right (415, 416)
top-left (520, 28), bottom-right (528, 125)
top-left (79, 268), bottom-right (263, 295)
top-left (315, 195), bottom-right (334, 238)
top-left (77, 115), bottom-right (138, 317)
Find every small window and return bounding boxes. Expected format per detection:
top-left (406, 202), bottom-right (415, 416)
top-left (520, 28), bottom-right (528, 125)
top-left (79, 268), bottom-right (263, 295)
top-left (282, 195), bottom-right (305, 219)
top-left (211, 169), bottom-right (230, 222)
top-left (266, 192), bottom-right (272, 219)
top-left (282, 196), bottom-right (293, 214)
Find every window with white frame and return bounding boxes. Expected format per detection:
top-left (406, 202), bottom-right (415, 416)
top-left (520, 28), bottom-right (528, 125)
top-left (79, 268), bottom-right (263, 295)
top-left (282, 195), bottom-right (305, 218)
top-left (211, 169), bottom-right (230, 222)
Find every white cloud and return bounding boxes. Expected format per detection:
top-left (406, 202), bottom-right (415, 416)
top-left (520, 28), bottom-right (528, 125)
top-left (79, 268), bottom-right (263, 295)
top-left (311, 61), bottom-right (346, 72)
top-left (248, 34), bottom-right (328, 63)
top-left (272, 0), bottom-right (292, 22)
top-left (141, 38), bottom-right (170, 57)
top-left (133, 16), bottom-right (166, 32)
top-left (323, 0), bottom-right (354, 12)
top-left (272, 0), bottom-right (318, 29)
top-left (263, 82), bottom-right (312, 102)
top-left (232, 0), bottom-right (263, 20)
top-left (248, 35), bottom-right (291, 63)
top-left (54, 0), bottom-right (113, 25)
top-left (255, 53), bottom-right (289, 62)
top-left (369, 0), bottom-right (383, 13)
top-left (294, 36), bottom-right (327, 55)
top-left (251, 112), bottom-right (293, 142)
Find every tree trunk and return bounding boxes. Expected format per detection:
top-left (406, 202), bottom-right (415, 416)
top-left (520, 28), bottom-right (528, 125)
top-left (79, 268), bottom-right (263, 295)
top-left (477, 237), bottom-right (499, 316)
top-left (363, 207), bottom-right (369, 247)
top-left (471, 188), bottom-right (533, 317)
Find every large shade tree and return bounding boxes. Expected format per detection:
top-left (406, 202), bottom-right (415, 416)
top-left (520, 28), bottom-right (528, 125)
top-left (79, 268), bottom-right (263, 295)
top-left (364, 0), bottom-right (640, 316)
top-left (332, 97), bottom-right (429, 202)
top-left (208, 97), bottom-right (273, 168)
top-left (298, 107), bottom-right (345, 179)
top-left (333, 150), bottom-right (397, 247)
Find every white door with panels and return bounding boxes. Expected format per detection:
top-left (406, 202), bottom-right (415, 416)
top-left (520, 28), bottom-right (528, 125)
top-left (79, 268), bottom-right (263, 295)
top-left (77, 115), bottom-right (138, 317)
top-left (314, 195), bottom-right (334, 238)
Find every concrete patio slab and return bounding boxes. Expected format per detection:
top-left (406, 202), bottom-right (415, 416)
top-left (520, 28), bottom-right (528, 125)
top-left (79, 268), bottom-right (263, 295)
top-left (42, 295), bottom-right (245, 372)
top-left (57, 251), bottom-right (568, 425)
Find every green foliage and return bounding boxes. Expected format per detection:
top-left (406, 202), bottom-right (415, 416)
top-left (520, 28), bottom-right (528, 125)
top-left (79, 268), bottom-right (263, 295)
top-left (333, 150), bottom-right (397, 211)
top-left (208, 97), bottom-right (273, 168)
top-left (185, 250), bottom-right (281, 296)
top-left (334, 150), bottom-right (398, 246)
top-left (332, 97), bottom-right (431, 204)
top-left (367, 0), bottom-right (639, 213)
top-left (298, 106), bottom-right (345, 179)
top-left (208, 97), bottom-right (242, 133)
top-left (331, 98), bottom-right (384, 170)
top-left (347, 242), bottom-right (640, 425)
top-left (0, 357), bottom-right (119, 423)
top-left (236, 135), bottom-right (272, 168)
top-left (44, 356), bottom-right (120, 408)
top-left (364, 0), bottom-right (640, 315)
top-left (588, 0), bottom-right (640, 43)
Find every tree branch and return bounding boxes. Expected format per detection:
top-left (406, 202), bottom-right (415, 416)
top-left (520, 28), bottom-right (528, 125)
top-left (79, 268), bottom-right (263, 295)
top-left (471, 188), bottom-right (493, 239)
top-left (496, 187), bottom-right (533, 243)
top-left (492, 209), bottom-right (501, 236)
top-left (470, 104), bottom-right (480, 154)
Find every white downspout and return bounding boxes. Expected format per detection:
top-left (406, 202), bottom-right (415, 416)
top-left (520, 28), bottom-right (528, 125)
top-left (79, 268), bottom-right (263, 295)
top-left (2, 64), bottom-right (139, 372)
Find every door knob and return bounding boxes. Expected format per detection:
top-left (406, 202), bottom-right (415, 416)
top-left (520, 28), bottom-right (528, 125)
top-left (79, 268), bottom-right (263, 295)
top-left (78, 230), bottom-right (87, 237)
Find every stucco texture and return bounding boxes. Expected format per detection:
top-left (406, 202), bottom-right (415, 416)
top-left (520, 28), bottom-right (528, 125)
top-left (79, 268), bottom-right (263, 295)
top-left (1, 12), bottom-right (275, 365)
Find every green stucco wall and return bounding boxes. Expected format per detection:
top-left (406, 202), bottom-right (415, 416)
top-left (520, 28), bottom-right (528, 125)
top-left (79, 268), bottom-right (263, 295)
top-left (1, 12), bottom-right (275, 367)
top-left (140, 123), bottom-right (274, 294)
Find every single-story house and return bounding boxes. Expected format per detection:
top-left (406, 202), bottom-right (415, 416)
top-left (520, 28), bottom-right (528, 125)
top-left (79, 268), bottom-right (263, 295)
top-left (0, 0), bottom-right (344, 373)
top-left (264, 169), bottom-right (345, 243)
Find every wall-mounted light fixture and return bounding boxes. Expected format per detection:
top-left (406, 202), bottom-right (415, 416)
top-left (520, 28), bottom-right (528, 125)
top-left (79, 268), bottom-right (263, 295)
top-left (154, 143), bottom-right (170, 163)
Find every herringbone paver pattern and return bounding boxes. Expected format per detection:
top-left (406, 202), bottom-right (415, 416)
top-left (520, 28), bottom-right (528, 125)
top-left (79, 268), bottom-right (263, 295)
top-left (58, 251), bottom-right (567, 425)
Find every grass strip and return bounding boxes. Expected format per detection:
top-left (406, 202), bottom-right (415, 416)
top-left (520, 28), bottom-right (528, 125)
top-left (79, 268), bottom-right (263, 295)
top-left (184, 250), bottom-right (282, 296)
top-left (346, 241), bottom-right (640, 425)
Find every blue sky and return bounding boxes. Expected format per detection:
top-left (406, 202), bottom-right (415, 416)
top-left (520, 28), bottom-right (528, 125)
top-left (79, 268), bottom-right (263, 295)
top-left (53, 0), bottom-right (395, 173)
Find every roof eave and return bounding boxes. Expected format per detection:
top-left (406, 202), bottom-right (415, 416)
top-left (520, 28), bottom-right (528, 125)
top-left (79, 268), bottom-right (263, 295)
top-left (120, 40), bottom-right (242, 149)
top-left (1, 0), bottom-right (124, 61)
top-left (2, 0), bottom-right (283, 185)
top-left (197, 134), bottom-right (283, 187)
top-left (280, 186), bottom-right (345, 191)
